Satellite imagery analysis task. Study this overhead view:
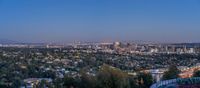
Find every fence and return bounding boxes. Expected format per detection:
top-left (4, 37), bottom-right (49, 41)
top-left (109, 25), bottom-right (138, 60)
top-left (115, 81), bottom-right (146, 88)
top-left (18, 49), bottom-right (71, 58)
top-left (150, 77), bottom-right (200, 88)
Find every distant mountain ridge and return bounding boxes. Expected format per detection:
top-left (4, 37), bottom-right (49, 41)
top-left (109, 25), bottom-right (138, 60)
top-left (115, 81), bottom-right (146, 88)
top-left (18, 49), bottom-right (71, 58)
top-left (0, 39), bottom-right (199, 45)
top-left (0, 39), bottom-right (18, 44)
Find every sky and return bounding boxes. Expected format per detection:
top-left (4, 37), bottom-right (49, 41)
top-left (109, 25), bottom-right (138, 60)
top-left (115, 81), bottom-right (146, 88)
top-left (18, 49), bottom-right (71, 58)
top-left (0, 0), bottom-right (200, 43)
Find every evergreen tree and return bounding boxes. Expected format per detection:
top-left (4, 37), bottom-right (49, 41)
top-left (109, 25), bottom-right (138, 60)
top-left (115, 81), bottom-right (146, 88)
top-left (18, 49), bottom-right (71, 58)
top-left (63, 76), bottom-right (80, 88)
top-left (162, 65), bottom-right (180, 80)
top-left (193, 70), bottom-right (200, 77)
top-left (11, 77), bottom-right (22, 88)
top-left (137, 72), bottom-right (153, 88)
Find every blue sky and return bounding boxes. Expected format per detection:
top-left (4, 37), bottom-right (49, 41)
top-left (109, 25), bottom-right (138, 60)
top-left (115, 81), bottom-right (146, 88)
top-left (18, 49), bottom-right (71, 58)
top-left (0, 0), bottom-right (200, 43)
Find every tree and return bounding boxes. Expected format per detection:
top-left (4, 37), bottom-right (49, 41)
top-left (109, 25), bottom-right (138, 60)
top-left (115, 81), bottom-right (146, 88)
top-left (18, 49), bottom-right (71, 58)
top-left (63, 76), bottom-right (80, 88)
top-left (162, 65), bottom-right (180, 80)
top-left (128, 77), bottom-right (139, 88)
top-left (37, 80), bottom-right (46, 88)
top-left (96, 64), bottom-right (129, 88)
top-left (53, 78), bottom-right (64, 88)
top-left (0, 82), bottom-right (8, 88)
top-left (193, 70), bottom-right (200, 77)
top-left (80, 73), bottom-right (97, 88)
top-left (137, 72), bottom-right (153, 88)
top-left (11, 77), bottom-right (22, 88)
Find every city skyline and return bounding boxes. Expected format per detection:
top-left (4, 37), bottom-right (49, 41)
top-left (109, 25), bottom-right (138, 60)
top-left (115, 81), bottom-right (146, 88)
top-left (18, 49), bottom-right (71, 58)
top-left (0, 0), bottom-right (200, 43)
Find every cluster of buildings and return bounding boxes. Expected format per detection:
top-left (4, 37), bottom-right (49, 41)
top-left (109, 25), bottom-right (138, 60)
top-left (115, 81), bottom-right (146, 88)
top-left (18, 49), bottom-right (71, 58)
top-left (0, 42), bottom-right (200, 87)
top-left (65, 42), bottom-right (200, 54)
top-left (22, 78), bottom-right (52, 88)
top-left (1, 42), bottom-right (200, 54)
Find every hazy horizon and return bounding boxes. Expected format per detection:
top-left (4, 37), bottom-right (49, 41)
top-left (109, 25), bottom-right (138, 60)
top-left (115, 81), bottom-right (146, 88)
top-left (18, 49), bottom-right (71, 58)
top-left (0, 0), bottom-right (200, 43)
